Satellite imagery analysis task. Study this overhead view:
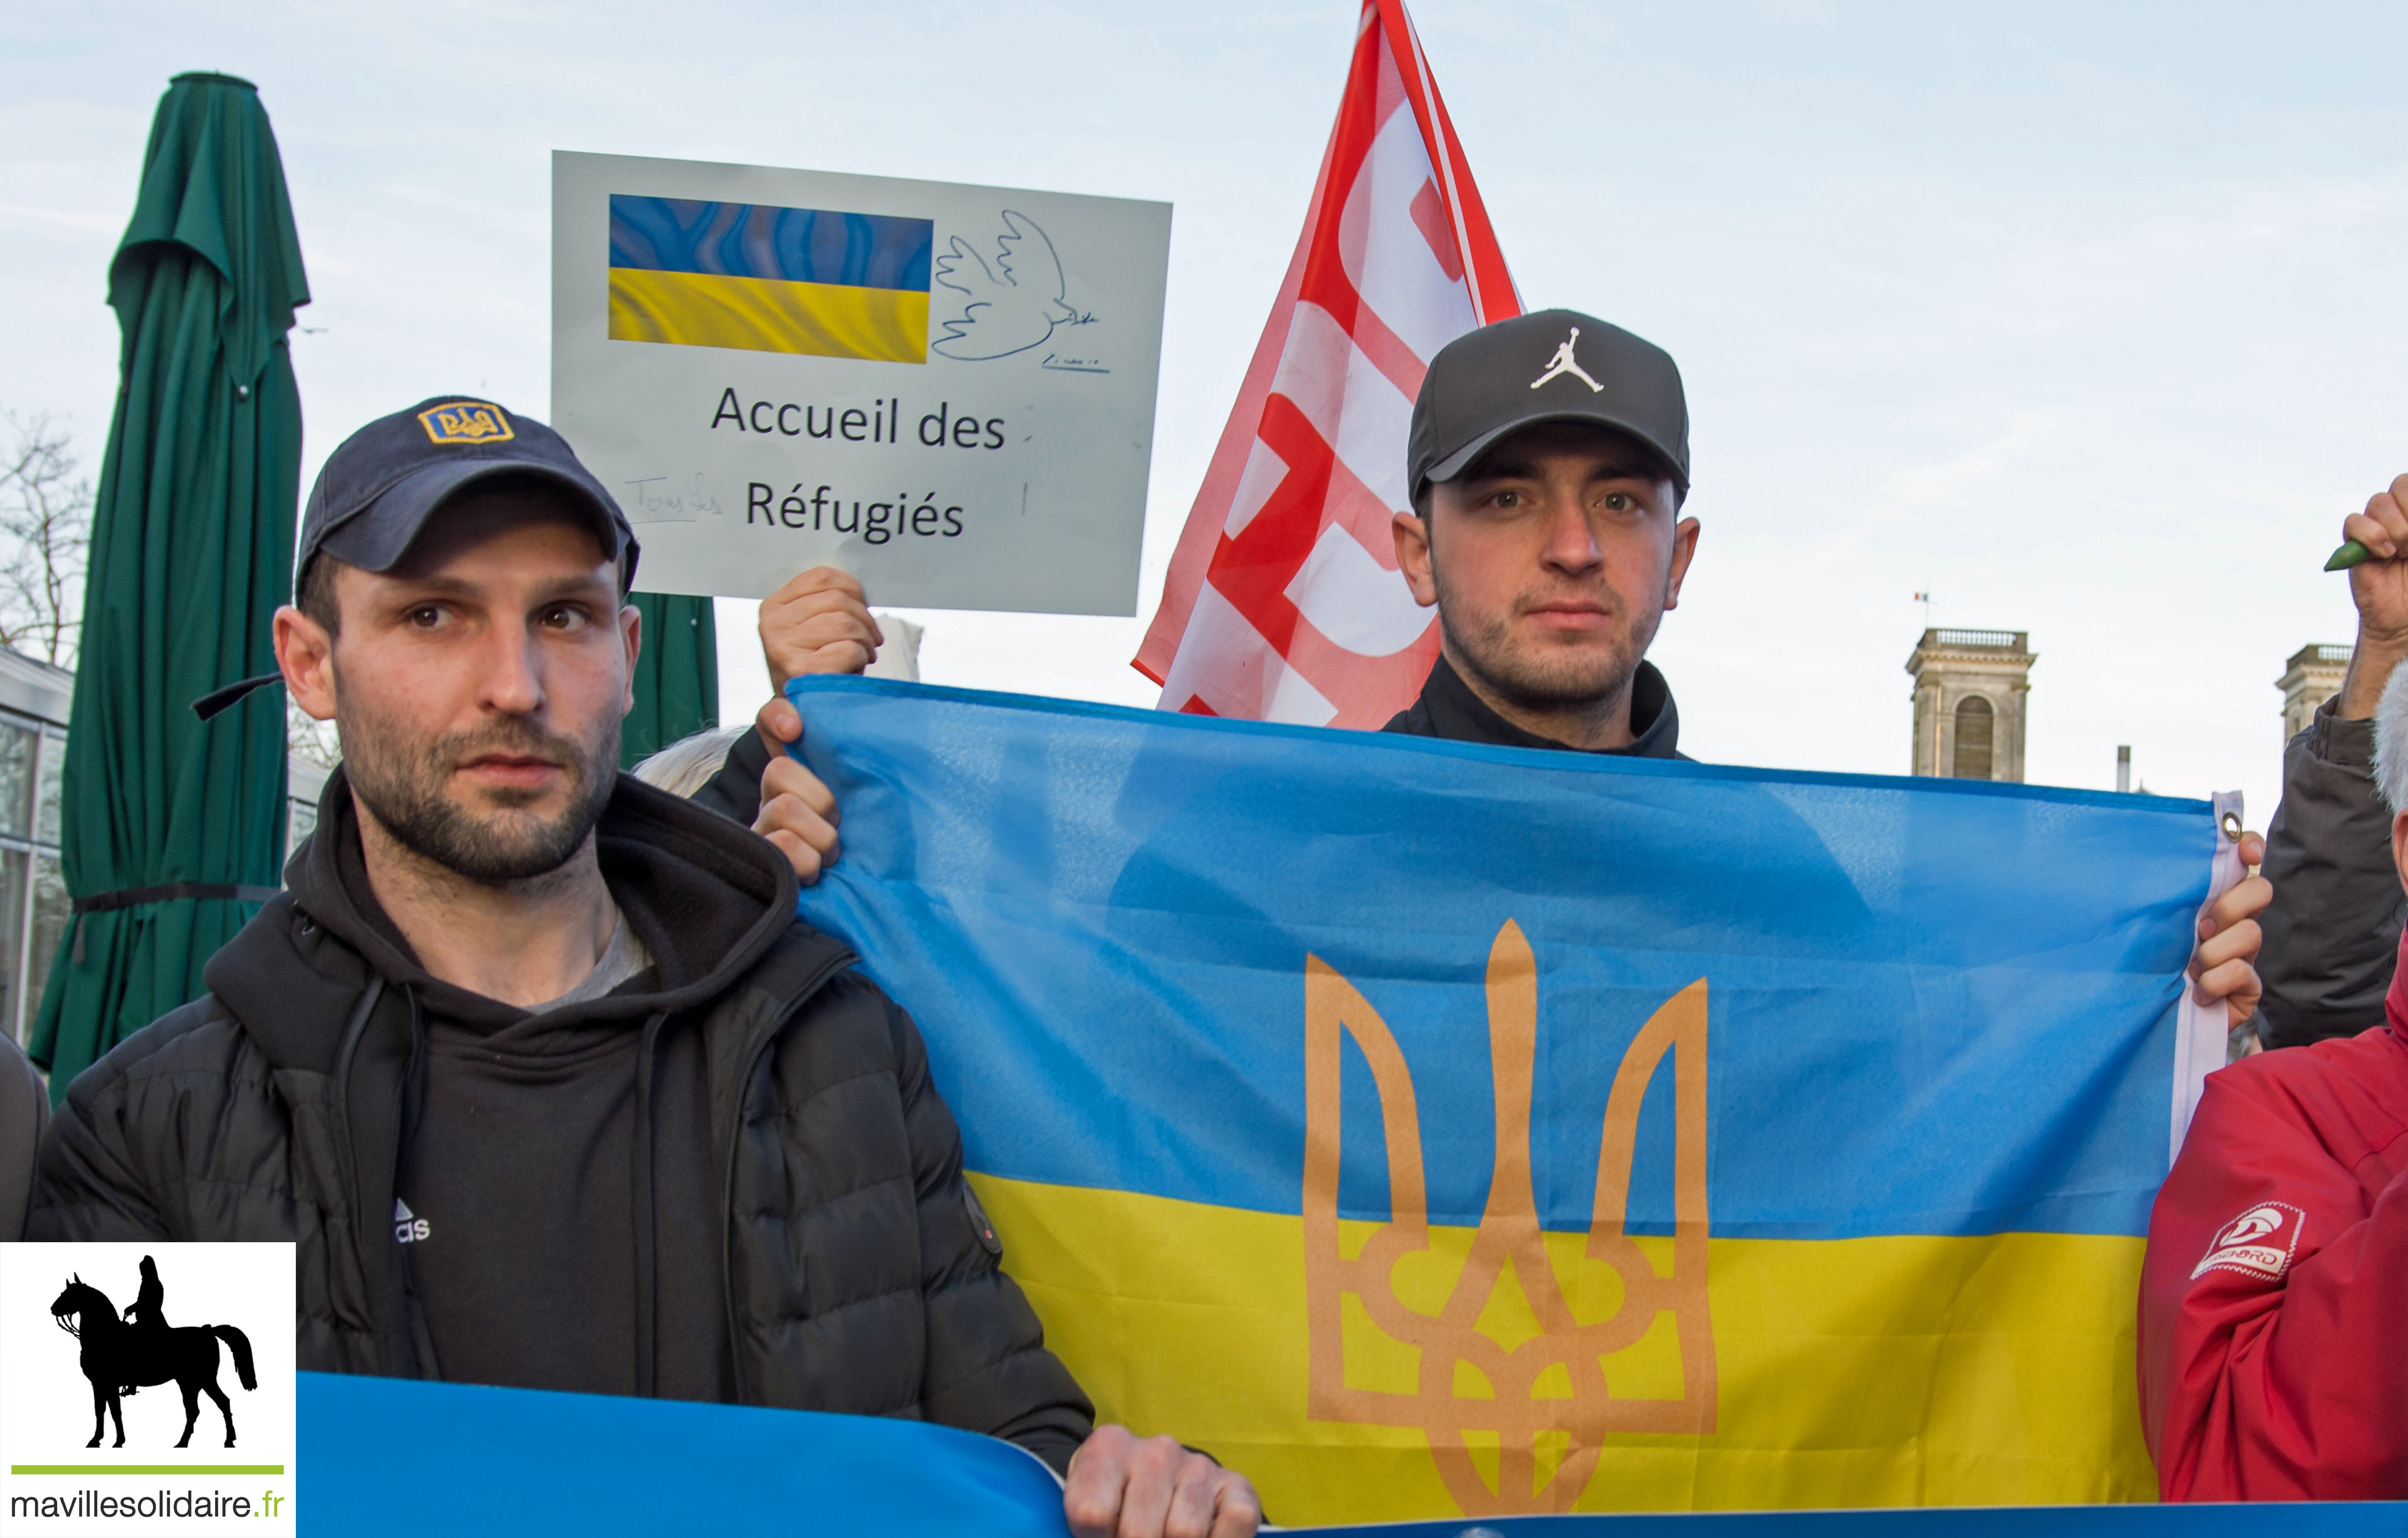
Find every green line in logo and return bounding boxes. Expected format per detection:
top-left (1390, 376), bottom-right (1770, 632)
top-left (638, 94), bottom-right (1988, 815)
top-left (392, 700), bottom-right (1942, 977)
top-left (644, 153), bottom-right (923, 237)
top-left (9, 1465), bottom-right (285, 1475)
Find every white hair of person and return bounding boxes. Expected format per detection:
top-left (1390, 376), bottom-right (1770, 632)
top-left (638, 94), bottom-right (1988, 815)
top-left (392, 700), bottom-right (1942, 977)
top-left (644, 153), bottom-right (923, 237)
top-left (631, 723), bottom-right (749, 799)
top-left (2376, 662), bottom-right (2408, 813)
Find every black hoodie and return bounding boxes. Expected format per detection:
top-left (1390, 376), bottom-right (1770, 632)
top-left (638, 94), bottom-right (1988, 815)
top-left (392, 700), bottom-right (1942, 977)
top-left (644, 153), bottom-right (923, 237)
top-left (293, 766), bottom-right (789, 1400)
top-left (31, 768), bottom-right (1093, 1467)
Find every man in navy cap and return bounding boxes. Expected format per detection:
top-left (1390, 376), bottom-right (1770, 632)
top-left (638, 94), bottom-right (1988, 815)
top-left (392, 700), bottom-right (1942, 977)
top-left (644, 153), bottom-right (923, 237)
top-left (31, 397), bottom-right (1261, 1538)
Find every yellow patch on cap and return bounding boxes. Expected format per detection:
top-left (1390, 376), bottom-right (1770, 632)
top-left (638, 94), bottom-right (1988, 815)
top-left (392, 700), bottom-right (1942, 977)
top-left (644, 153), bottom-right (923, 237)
top-left (417, 401), bottom-right (514, 445)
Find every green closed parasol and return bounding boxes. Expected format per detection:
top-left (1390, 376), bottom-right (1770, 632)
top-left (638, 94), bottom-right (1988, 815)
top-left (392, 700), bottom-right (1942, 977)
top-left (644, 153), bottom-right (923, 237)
top-left (29, 73), bottom-right (307, 1094)
top-left (619, 592), bottom-right (718, 768)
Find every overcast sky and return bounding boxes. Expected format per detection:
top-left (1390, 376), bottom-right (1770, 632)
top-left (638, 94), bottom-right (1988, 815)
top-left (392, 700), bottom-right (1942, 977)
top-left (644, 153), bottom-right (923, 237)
top-left (10, 0), bottom-right (2407, 824)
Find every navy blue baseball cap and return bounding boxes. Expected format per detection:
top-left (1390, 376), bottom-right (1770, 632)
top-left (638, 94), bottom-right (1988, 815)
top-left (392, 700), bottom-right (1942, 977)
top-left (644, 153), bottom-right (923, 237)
top-left (295, 396), bottom-right (637, 595)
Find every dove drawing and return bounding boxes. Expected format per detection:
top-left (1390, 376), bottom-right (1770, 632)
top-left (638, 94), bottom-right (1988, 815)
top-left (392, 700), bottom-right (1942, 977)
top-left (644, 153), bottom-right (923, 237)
top-left (932, 210), bottom-right (1086, 361)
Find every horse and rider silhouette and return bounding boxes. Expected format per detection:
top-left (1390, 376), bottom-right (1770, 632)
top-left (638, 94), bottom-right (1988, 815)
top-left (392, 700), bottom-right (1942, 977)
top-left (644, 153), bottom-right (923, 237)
top-left (48, 1257), bottom-right (256, 1449)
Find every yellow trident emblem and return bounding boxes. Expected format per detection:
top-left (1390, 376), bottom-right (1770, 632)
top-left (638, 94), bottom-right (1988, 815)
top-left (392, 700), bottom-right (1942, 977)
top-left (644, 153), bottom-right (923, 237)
top-left (1303, 920), bottom-right (1714, 1515)
top-left (417, 400), bottom-right (514, 445)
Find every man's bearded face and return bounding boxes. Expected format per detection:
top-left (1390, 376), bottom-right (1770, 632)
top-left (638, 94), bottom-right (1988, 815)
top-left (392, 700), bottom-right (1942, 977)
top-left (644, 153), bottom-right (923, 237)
top-left (339, 696), bottom-right (616, 882)
top-left (320, 498), bottom-right (633, 886)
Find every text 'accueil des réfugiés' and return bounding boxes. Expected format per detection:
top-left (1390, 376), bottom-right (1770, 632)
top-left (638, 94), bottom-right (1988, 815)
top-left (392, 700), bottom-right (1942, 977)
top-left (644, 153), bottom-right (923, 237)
top-left (710, 389), bottom-right (1009, 450)
top-left (713, 387), bottom-right (1012, 546)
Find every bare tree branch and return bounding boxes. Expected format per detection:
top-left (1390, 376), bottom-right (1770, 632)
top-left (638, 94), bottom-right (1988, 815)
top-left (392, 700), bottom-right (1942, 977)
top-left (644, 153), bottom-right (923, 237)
top-left (0, 413), bottom-right (93, 668)
top-left (0, 416), bottom-right (336, 782)
top-left (287, 703), bottom-right (340, 775)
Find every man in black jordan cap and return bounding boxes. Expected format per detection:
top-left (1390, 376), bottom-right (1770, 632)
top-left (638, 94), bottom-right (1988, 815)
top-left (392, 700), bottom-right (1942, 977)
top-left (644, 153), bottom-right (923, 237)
top-left (1382, 310), bottom-right (1696, 756)
top-left (1384, 311), bottom-right (2267, 1025)
top-left (32, 397), bottom-right (1261, 1538)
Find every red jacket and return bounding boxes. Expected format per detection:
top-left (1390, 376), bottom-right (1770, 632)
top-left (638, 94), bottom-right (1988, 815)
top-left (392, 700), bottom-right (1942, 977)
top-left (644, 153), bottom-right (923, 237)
top-left (2140, 937), bottom-right (2408, 1500)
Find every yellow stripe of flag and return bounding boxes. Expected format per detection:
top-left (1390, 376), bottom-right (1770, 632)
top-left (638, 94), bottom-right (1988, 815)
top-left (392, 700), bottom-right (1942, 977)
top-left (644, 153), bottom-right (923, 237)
top-left (970, 1174), bottom-right (2156, 1522)
top-left (607, 267), bottom-right (928, 364)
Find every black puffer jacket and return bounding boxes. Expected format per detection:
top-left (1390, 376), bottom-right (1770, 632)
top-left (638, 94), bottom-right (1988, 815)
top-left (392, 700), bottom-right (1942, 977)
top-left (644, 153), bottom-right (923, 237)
top-left (2258, 696), bottom-right (2407, 1049)
top-left (29, 768), bottom-right (1093, 1468)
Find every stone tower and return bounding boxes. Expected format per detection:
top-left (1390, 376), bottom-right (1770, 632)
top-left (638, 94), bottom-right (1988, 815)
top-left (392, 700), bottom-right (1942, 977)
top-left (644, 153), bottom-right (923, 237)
top-left (2276, 644), bottom-right (2351, 743)
top-left (1906, 629), bottom-right (2034, 782)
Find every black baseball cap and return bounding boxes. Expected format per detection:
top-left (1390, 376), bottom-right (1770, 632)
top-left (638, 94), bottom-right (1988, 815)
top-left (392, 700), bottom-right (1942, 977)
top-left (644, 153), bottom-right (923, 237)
top-left (1407, 309), bottom-right (1690, 504)
top-left (295, 396), bottom-right (636, 595)
top-left (194, 397), bottom-right (636, 723)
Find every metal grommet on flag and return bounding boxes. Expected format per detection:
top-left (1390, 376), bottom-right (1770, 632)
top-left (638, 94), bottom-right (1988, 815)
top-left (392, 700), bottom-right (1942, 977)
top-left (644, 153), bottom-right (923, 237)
top-left (2220, 810), bottom-right (2244, 841)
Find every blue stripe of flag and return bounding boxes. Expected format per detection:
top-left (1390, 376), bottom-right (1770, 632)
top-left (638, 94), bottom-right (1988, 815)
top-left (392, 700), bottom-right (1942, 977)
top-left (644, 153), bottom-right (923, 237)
top-left (607, 195), bottom-right (933, 293)
top-left (789, 677), bottom-right (2213, 1243)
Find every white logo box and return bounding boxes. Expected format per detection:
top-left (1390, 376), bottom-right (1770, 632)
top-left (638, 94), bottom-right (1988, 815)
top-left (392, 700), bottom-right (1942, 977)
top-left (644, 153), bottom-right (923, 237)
top-left (0, 1242), bottom-right (295, 1536)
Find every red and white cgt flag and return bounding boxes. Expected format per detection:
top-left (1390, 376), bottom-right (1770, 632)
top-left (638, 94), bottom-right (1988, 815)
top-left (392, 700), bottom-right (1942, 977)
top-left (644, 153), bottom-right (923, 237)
top-left (1133, 0), bottom-right (1519, 728)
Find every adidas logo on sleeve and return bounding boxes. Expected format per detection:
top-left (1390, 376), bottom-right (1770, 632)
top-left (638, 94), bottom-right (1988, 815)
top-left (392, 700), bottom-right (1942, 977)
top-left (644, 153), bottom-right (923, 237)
top-left (393, 1199), bottom-right (431, 1245)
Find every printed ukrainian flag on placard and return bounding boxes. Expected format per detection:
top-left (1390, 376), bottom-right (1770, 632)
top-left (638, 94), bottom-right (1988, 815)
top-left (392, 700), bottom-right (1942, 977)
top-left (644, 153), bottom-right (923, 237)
top-left (606, 195), bottom-right (933, 363)
top-left (787, 677), bottom-right (2233, 1524)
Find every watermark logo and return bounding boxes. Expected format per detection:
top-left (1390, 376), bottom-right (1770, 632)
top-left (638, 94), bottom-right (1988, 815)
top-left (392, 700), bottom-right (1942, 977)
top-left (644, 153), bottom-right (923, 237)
top-left (1, 1242), bottom-right (295, 1534)
top-left (1303, 920), bottom-right (1715, 1517)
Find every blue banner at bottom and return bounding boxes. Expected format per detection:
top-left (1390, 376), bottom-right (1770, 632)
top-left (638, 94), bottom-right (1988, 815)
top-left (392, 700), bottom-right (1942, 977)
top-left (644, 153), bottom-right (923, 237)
top-left (298, 1373), bottom-right (2402, 1535)
top-left (298, 1373), bottom-right (1066, 1535)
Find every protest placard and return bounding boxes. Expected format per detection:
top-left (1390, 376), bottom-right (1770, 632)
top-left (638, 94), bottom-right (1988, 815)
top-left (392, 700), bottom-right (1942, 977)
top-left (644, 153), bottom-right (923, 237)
top-left (550, 151), bottom-right (1171, 612)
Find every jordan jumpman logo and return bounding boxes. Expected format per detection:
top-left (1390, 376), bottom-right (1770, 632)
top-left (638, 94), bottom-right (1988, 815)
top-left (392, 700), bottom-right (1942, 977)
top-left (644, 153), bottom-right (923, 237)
top-left (1530, 327), bottom-right (1605, 393)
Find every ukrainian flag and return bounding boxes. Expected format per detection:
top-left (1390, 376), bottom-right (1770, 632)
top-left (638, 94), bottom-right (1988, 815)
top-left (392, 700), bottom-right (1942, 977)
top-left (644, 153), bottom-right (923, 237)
top-left (789, 677), bottom-right (2228, 1524)
top-left (606, 195), bottom-right (932, 364)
